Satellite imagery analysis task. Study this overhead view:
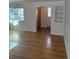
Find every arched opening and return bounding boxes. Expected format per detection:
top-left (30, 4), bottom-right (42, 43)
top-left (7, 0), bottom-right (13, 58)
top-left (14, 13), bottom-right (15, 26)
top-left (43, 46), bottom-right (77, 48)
top-left (36, 6), bottom-right (51, 34)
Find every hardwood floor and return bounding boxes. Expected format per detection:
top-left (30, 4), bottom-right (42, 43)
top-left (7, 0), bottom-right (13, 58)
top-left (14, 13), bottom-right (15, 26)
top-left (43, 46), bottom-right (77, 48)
top-left (9, 30), bottom-right (67, 59)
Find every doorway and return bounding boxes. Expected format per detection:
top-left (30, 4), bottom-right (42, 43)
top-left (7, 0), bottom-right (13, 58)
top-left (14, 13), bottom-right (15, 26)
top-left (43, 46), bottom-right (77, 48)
top-left (36, 6), bottom-right (51, 34)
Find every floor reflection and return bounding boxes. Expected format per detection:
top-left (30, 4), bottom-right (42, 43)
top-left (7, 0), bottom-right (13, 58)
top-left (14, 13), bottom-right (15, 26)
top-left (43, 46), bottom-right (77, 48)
top-left (9, 32), bottom-right (20, 50)
top-left (9, 42), bottom-right (18, 50)
top-left (47, 37), bottom-right (51, 48)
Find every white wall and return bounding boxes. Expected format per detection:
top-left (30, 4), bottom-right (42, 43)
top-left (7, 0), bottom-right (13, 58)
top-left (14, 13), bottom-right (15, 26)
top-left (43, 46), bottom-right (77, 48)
top-left (64, 0), bottom-right (70, 59)
top-left (9, 1), bottom-right (65, 35)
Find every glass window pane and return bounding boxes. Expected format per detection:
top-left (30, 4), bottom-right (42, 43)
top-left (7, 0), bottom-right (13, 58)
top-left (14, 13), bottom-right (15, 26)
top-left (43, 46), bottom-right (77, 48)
top-left (9, 8), bottom-right (24, 26)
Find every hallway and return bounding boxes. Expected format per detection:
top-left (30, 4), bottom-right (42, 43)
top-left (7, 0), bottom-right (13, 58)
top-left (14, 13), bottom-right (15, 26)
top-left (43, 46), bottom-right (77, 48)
top-left (37, 28), bottom-right (50, 34)
top-left (9, 30), bottom-right (67, 59)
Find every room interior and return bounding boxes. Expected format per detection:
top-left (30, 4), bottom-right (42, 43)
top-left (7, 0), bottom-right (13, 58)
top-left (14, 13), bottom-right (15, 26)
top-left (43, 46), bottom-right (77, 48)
top-left (9, 0), bottom-right (70, 59)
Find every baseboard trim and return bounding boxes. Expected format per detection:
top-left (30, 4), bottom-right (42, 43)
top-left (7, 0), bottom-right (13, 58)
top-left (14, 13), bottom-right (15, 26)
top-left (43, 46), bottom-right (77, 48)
top-left (51, 34), bottom-right (64, 37)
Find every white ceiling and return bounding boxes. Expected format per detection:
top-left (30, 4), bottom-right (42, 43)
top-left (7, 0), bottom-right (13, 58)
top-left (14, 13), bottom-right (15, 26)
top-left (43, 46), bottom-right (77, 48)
top-left (9, 0), bottom-right (64, 2)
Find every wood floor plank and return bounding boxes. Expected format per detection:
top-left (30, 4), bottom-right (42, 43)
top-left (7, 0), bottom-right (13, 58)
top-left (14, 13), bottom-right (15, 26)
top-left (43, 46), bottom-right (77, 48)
top-left (9, 30), bottom-right (67, 59)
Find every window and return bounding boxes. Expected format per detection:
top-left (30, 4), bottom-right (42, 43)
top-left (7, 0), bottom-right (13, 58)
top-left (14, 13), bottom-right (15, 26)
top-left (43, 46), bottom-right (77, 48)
top-left (48, 8), bottom-right (51, 17)
top-left (9, 8), bottom-right (24, 26)
top-left (55, 6), bottom-right (64, 22)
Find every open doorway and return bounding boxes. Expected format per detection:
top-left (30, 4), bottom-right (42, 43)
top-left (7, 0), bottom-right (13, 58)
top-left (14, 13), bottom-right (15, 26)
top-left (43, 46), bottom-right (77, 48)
top-left (36, 6), bottom-right (51, 34)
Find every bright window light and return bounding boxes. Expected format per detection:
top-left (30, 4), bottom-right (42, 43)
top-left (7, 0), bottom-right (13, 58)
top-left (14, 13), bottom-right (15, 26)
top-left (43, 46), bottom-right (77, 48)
top-left (9, 8), bottom-right (24, 26)
top-left (48, 8), bottom-right (51, 17)
top-left (12, 21), bottom-right (19, 26)
top-left (9, 20), bottom-right (19, 26)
